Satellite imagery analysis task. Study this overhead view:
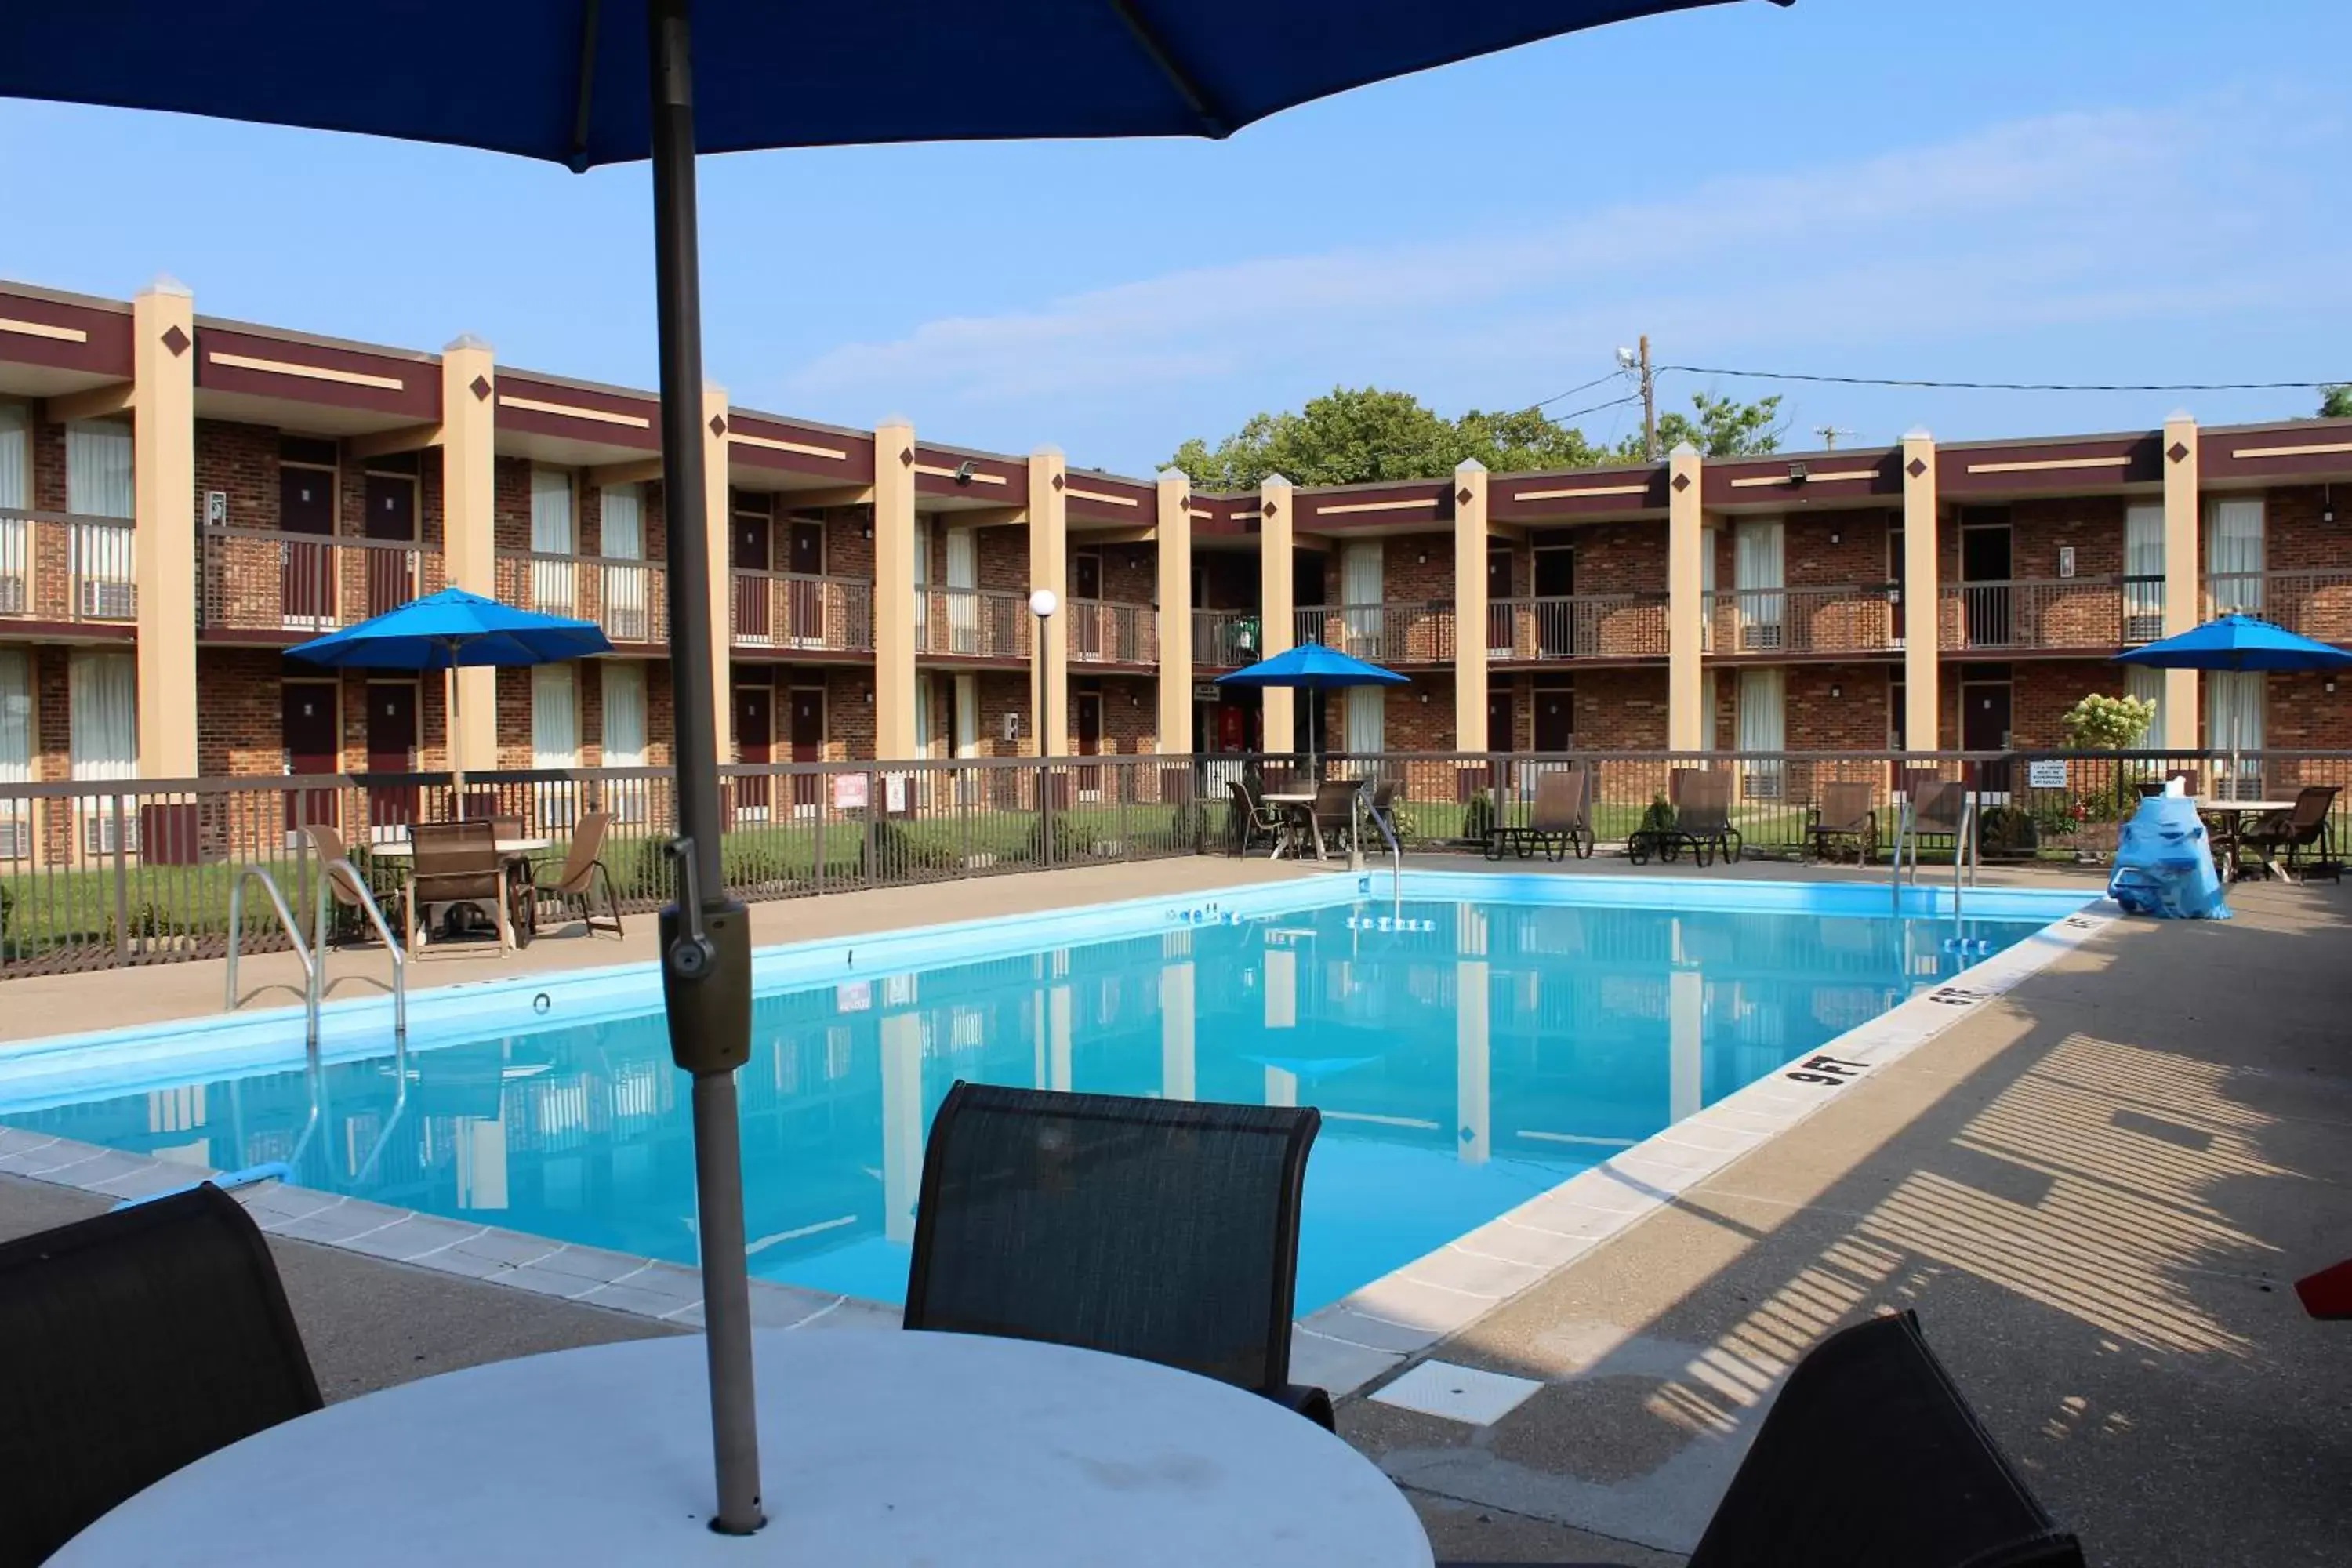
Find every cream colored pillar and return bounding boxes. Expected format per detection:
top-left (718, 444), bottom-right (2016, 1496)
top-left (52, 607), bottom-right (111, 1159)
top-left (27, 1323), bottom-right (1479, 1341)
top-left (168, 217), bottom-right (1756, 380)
top-left (1155, 469), bottom-right (1192, 753)
top-left (1452, 459), bottom-right (1489, 753)
top-left (1160, 950), bottom-right (1196, 1100)
top-left (1666, 444), bottom-right (1706, 750)
top-left (438, 336), bottom-right (499, 773)
top-left (1457, 958), bottom-right (1490, 1164)
top-left (131, 278), bottom-right (197, 777)
top-left (871, 416), bottom-right (918, 759)
top-left (1029, 446), bottom-right (1069, 755)
top-left (1901, 429), bottom-right (1942, 751)
top-left (1259, 474), bottom-right (1295, 751)
top-left (2161, 413), bottom-right (2201, 749)
top-left (701, 384), bottom-right (734, 764)
top-left (879, 1011), bottom-right (923, 1243)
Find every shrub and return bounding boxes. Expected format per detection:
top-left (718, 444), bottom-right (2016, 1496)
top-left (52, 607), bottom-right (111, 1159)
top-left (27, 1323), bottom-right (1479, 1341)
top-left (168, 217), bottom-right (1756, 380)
top-left (1026, 813), bottom-right (1102, 862)
top-left (1171, 797), bottom-right (1218, 852)
top-left (1459, 789), bottom-right (1497, 844)
top-left (2063, 692), bottom-right (2157, 752)
top-left (1639, 793), bottom-right (1675, 836)
top-left (871, 818), bottom-right (959, 877)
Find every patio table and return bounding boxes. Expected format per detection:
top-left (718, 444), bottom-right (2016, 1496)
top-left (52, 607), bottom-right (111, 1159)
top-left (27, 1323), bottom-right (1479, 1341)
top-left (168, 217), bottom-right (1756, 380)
top-left (364, 836), bottom-right (554, 861)
top-left (53, 1328), bottom-right (1433, 1567)
top-left (2190, 799), bottom-right (2297, 881)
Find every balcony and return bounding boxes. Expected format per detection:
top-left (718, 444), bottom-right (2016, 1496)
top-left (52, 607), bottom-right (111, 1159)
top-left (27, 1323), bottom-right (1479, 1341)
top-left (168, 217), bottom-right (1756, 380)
top-left (496, 550), bottom-right (670, 646)
top-left (1490, 593), bottom-right (1670, 661)
top-left (1703, 586), bottom-right (1898, 657)
top-left (1066, 599), bottom-right (1156, 666)
top-left (2204, 571), bottom-right (2352, 644)
top-left (731, 570), bottom-right (872, 652)
top-left (1936, 578), bottom-right (2133, 652)
top-left (1192, 610), bottom-right (1261, 668)
top-left (1293, 602), bottom-right (1454, 664)
top-left (916, 586), bottom-right (1031, 659)
top-left (203, 526), bottom-right (444, 634)
top-left (0, 509), bottom-right (139, 626)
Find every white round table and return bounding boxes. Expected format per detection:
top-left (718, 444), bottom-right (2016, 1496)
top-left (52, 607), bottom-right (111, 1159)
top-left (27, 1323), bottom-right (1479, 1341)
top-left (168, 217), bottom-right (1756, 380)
top-left (55, 1330), bottom-right (1432, 1567)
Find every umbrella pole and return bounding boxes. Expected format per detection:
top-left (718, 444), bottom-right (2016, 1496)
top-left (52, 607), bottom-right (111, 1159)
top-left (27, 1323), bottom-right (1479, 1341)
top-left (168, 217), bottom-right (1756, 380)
top-left (445, 648), bottom-right (466, 818)
top-left (648, 0), bottom-right (763, 1537)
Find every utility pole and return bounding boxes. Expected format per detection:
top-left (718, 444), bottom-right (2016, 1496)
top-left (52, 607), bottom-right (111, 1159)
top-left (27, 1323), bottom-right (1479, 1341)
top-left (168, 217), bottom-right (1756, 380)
top-left (1639, 334), bottom-right (1657, 462)
top-left (1814, 425), bottom-right (1857, 450)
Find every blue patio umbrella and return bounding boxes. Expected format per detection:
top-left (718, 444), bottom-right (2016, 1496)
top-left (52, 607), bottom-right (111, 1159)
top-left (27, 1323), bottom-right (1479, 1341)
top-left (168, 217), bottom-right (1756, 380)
top-left (1218, 644), bottom-right (1407, 770)
top-left (2113, 612), bottom-right (2352, 673)
top-left (2, 0), bottom-right (1786, 1531)
top-left (287, 587), bottom-right (613, 808)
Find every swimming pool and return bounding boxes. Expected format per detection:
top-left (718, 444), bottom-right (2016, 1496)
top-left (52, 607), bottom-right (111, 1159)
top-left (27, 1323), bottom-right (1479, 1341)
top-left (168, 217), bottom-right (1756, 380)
top-left (0, 873), bottom-right (2092, 1316)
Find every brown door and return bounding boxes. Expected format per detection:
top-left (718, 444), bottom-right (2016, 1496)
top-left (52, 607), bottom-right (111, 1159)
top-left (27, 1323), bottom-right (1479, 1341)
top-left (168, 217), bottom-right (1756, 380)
top-left (366, 681), bottom-right (419, 830)
top-left (1076, 691), bottom-right (1103, 793)
top-left (280, 464), bottom-right (336, 626)
top-left (1072, 554), bottom-right (1102, 659)
top-left (1887, 524), bottom-right (1906, 644)
top-left (281, 681), bottom-right (339, 835)
top-left (789, 685), bottom-right (823, 808)
top-left (734, 510), bottom-right (771, 642)
top-left (1534, 548), bottom-right (1575, 655)
top-left (1534, 684), bottom-right (1574, 752)
top-left (1487, 548), bottom-right (1514, 655)
top-left (1963, 681), bottom-right (2013, 793)
top-left (1486, 688), bottom-right (1513, 755)
top-left (364, 472), bottom-right (418, 615)
top-left (786, 520), bottom-right (825, 645)
top-left (735, 685), bottom-right (772, 815)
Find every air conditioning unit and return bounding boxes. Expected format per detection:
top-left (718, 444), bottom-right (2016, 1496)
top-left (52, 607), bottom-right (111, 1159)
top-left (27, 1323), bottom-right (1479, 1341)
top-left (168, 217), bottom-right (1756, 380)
top-left (79, 579), bottom-right (134, 619)
top-left (0, 818), bottom-right (27, 860)
top-left (2124, 613), bottom-right (2164, 643)
top-left (83, 811), bottom-right (140, 857)
top-left (1740, 622), bottom-right (1784, 652)
top-left (0, 576), bottom-right (24, 616)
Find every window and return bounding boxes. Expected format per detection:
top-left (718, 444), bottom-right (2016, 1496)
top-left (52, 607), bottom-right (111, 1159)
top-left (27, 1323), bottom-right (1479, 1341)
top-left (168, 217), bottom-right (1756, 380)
top-left (914, 672), bottom-right (935, 757)
top-left (2205, 498), bottom-right (2264, 615)
top-left (66, 422), bottom-right (133, 517)
top-left (1889, 673), bottom-right (1907, 750)
top-left (601, 662), bottom-right (647, 766)
top-left (2123, 665), bottom-right (2165, 748)
top-left (1737, 667), bottom-right (1784, 798)
top-left (2123, 503), bottom-right (2164, 640)
top-left (1733, 518), bottom-right (1784, 649)
top-left (1343, 684), bottom-right (1385, 754)
top-left (599, 483), bottom-right (642, 561)
top-left (2206, 670), bottom-right (2265, 799)
top-left (0, 649), bottom-right (27, 858)
top-left (532, 663), bottom-right (579, 770)
top-left (0, 406), bottom-right (25, 616)
top-left (69, 650), bottom-right (136, 781)
top-left (1341, 543), bottom-right (1383, 656)
top-left (530, 467), bottom-right (575, 614)
top-left (599, 483), bottom-right (648, 641)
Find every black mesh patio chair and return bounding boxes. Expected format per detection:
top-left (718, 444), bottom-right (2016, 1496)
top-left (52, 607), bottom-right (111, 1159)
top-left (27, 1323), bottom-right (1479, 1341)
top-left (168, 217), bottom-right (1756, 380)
top-left (1305, 778), bottom-right (1362, 858)
top-left (1627, 768), bottom-right (1740, 867)
top-left (1441, 1311), bottom-right (2082, 1568)
top-left (1806, 781), bottom-right (1878, 866)
top-left (1908, 777), bottom-right (1972, 860)
top-left (905, 1081), bottom-right (1334, 1429)
top-left (1227, 779), bottom-right (1288, 858)
top-left (0, 1183), bottom-right (323, 1568)
top-left (2241, 783), bottom-right (2341, 881)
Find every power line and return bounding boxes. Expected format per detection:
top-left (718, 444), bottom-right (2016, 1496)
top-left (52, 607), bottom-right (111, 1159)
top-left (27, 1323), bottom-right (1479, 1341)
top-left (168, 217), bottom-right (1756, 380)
top-left (1531, 371), bottom-right (1624, 410)
top-left (1545, 392), bottom-right (1642, 426)
top-left (1657, 364), bottom-right (2347, 394)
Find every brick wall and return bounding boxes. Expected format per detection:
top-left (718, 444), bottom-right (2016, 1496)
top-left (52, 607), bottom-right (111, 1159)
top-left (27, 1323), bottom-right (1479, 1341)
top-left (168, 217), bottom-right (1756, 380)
top-left (978, 670), bottom-right (1030, 756)
top-left (1074, 676), bottom-right (1158, 756)
top-left (976, 524), bottom-right (1029, 592)
top-left (826, 506), bottom-right (874, 579)
top-left (197, 648), bottom-right (288, 776)
top-left (1784, 510), bottom-right (1893, 587)
top-left (494, 457), bottom-right (533, 552)
top-left (1577, 669), bottom-right (1668, 750)
top-left (824, 666), bottom-right (873, 761)
top-left (1087, 543), bottom-right (1156, 605)
top-left (1570, 522), bottom-right (1668, 595)
top-left (195, 420), bottom-right (281, 533)
top-left (31, 418), bottom-right (65, 513)
top-left (2267, 670), bottom-right (2352, 750)
top-left (1784, 662), bottom-right (1893, 752)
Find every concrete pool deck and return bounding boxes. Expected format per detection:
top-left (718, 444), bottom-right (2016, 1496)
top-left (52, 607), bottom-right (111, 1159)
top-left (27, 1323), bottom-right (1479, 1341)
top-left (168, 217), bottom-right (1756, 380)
top-left (2, 855), bottom-right (2346, 1563)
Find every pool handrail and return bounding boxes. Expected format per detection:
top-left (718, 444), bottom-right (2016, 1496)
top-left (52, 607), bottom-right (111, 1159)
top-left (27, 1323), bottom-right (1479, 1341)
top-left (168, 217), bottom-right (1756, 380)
top-left (312, 855), bottom-right (407, 1051)
top-left (225, 867), bottom-right (316, 1046)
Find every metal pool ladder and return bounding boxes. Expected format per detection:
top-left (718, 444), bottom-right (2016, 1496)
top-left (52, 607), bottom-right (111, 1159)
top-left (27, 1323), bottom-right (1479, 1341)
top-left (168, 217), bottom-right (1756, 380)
top-left (225, 860), bottom-right (407, 1052)
top-left (1886, 793), bottom-right (1980, 920)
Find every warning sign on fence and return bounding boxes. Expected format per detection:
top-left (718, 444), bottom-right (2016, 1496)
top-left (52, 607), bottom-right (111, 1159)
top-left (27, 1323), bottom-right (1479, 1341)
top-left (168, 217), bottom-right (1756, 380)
top-left (833, 773), bottom-right (869, 811)
top-left (2026, 760), bottom-right (2068, 789)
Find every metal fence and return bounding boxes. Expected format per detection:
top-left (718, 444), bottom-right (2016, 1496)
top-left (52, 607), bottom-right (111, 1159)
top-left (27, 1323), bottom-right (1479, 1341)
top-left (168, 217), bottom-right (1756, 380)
top-left (8, 746), bottom-right (2345, 978)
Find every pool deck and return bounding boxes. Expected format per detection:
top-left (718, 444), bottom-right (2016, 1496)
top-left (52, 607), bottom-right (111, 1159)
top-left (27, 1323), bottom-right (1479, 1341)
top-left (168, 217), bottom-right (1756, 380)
top-left (3, 854), bottom-right (2347, 1564)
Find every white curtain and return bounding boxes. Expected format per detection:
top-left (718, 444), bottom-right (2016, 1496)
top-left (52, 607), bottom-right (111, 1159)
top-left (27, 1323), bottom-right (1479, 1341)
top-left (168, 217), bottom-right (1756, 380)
top-left (914, 673), bottom-right (935, 757)
top-left (532, 662), bottom-right (579, 769)
top-left (2205, 498), bottom-right (2264, 615)
top-left (1344, 684), bottom-right (1385, 754)
top-left (1737, 666), bottom-right (1784, 798)
top-left (601, 661), bottom-right (646, 765)
top-left (946, 526), bottom-right (978, 652)
top-left (0, 407), bottom-right (25, 615)
top-left (1341, 542), bottom-right (1383, 654)
top-left (599, 483), bottom-right (646, 639)
top-left (1735, 518), bottom-right (1784, 647)
top-left (955, 674), bottom-right (980, 760)
top-left (69, 649), bottom-right (136, 780)
top-left (531, 467), bottom-right (575, 613)
top-left (2123, 665), bottom-right (2165, 748)
top-left (2207, 670), bottom-right (2265, 797)
top-left (599, 482), bottom-right (643, 559)
top-left (0, 648), bottom-right (26, 858)
top-left (67, 422), bottom-right (133, 517)
top-left (2123, 503), bottom-right (2164, 634)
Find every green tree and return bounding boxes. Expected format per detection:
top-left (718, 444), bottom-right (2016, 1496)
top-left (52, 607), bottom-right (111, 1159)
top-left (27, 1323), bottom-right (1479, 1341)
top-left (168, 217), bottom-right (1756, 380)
top-left (2320, 384), bottom-right (2352, 419)
top-left (1626, 390), bottom-right (1787, 459)
top-left (2062, 692), bottom-right (2157, 751)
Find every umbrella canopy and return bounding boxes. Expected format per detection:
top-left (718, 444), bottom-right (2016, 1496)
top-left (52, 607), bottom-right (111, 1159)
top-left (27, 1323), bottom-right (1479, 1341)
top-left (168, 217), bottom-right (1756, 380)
top-left (2113, 613), bottom-right (2352, 673)
top-left (4, 0), bottom-right (1781, 1535)
top-left (285, 587), bottom-right (612, 670)
top-left (1215, 643), bottom-right (1410, 691)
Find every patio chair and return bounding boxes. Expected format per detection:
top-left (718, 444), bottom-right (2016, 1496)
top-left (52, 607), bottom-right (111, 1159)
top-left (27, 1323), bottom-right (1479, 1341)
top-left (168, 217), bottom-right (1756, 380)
top-left (405, 818), bottom-right (517, 952)
top-left (1806, 781), bottom-right (1878, 866)
top-left (1908, 777), bottom-right (1973, 860)
top-left (1626, 768), bottom-right (1740, 867)
top-left (1485, 766), bottom-right (1595, 862)
top-left (1227, 779), bottom-right (1289, 858)
top-left (0, 1183), bottom-right (323, 1568)
top-left (301, 822), bottom-right (379, 948)
top-left (528, 809), bottom-right (625, 938)
top-left (1366, 779), bottom-right (1402, 845)
top-left (905, 1081), bottom-right (1334, 1431)
top-left (2241, 784), bottom-right (2342, 881)
top-left (1304, 778), bottom-right (1362, 858)
top-left (1439, 1311), bottom-right (2082, 1568)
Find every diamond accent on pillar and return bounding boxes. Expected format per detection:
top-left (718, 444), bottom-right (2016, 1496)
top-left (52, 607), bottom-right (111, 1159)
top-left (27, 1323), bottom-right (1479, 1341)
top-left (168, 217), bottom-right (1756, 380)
top-left (1906, 457), bottom-right (1928, 478)
top-left (470, 376), bottom-right (492, 401)
top-left (1670, 473), bottom-right (1690, 493)
top-left (2168, 441), bottom-right (2190, 464)
top-left (709, 415), bottom-right (728, 438)
top-left (899, 447), bottom-right (915, 468)
top-left (1457, 486), bottom-right (1473, 506)
top-left (160, 325), bottom-right (191, 358)
top-left (1263, 499), bottom-right (1279, 517)
top-left (1051, 473), bottom-right (1065, 492)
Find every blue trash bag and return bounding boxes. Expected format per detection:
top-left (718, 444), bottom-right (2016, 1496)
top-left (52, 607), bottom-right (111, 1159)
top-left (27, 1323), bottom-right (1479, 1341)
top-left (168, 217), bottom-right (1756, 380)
top-left (2107, 794), bottom-right (2231, 920)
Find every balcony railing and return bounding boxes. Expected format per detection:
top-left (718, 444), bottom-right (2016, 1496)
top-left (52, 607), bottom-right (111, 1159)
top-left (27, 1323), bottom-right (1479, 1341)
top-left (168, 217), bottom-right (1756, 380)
top-left (916, 586), bottom-right (1031, 659)
top-left (1293, 602), bottom-right (1454, 663)
top-left (1703, 585), bottom-right (1900, 657)
top-left (0, 508), bottom-right (139, 625)
top-left (199, 526), bottom-right (444, 633)
top-left (2204, 570), bottom-right (2352, 644)
top-left (1066, 598), bottom-right (1157, 665)
top-left (1192, 610), bottom-right (1261, 668)
top-left (1938, 578), bottom-right (2129, 652)
top-left (1488, 593), bottom-right (1670, 660)
top-left (495, 550), bottom-right (670, 645)
top-left (731, 570), bottom-right (872, 652)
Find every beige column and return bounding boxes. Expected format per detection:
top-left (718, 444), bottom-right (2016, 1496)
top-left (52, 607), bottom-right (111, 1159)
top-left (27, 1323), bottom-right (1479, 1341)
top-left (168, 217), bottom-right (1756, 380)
top-left (1028, 446), bottom-right (1069, 755)
top-left (871, 416), bottom-right (918, 759)
top-left (438, 336), bottom-right (499, 772)
top-left (1154, 469), bottom-right (1193, 753)
top-left (1901, 429), bottom-right (1942, 751)
top-left (1456, 959), bottom-right (1490, 1164)
top-left (1452, 459), bottom-right (1490, 753)
top-left (131, 278), bottom-right (197, 777)
top-left (1258, 474), bottom-right (1295, 750)
top-left (700, 384), bottom-right (733, 763)
top-left (879, 1011), bottom-right (923, 1243)
top-left (1666, 444), bottom-right (1706, 750)
top-left (2161, 412), bottom-right (2201, 748)
top-left (1160, 949), bottom-right (1196, 1100)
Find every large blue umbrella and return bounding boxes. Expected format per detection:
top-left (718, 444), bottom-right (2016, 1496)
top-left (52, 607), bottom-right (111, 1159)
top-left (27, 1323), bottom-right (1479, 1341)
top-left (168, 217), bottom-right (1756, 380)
top-left (2, 0), bottom-right (1782, 1530)
top-left (1218, 644), bottom-right (1407, 769)
top-left (2114, 612), bottom-right (2352, 673)
top-left (289, 587), bottom-right (614, 807)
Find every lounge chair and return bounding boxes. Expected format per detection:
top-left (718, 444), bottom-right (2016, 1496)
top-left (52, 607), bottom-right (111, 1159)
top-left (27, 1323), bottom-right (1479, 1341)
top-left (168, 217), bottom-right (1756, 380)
top-left (905, 1082), bottom-right (1334, 1430)
top-left (405, 818), bottom-right (518, 951)
top-left (1806, 781), bottom-right (1878, 866)
top-left (1627, 768), bottom-right (1740, 867)
top-left (1227, 779), bottom-right (1289, 858)
top-left (2241, 784), bottom-right (2341, 881)
top-left (528, 809), bottom-right (626, 937)
top-left (1439, 1311), bottom-right (2083, 1568)
top-left (1485, 766), bottom-right (1595, 862)
top-left (0, 1184), bottom-right (324, 1567)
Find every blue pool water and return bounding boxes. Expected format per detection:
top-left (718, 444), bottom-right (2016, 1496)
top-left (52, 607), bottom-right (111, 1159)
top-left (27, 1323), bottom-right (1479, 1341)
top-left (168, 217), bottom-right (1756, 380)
top-left (0, 884), bottom-right (2067, 1313)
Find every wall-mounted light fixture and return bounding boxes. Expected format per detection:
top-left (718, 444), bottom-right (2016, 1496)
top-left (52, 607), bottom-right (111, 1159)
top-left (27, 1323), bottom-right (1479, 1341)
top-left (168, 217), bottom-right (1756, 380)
top-left (1787, 462), bottom-right (1810, 485)
top-left (862, 687), bottom-right (873, 704)
top-left (2329, 680), bottom-right (2339, 695)
top-left (1418, 691), bottom-right (1431, 705)
top-left (1830, 684), bottom-right (1842, 699)
top-left (1829, 530), bottom-right (1841, 545)
top-left (953, 459), bottom-right (978, 486)
top-left (1416, 549), bottom-right (1427, 564)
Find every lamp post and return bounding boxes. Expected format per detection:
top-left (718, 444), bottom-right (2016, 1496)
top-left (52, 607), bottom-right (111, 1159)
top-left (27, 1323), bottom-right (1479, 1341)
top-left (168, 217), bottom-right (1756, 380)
top-left (1030, 587), bottom-right (1058, 859)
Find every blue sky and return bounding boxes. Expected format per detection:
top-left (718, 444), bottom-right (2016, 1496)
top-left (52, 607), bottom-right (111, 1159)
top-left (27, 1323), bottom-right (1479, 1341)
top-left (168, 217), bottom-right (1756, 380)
top-left (2, 0), bottom-right (2346, 476)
